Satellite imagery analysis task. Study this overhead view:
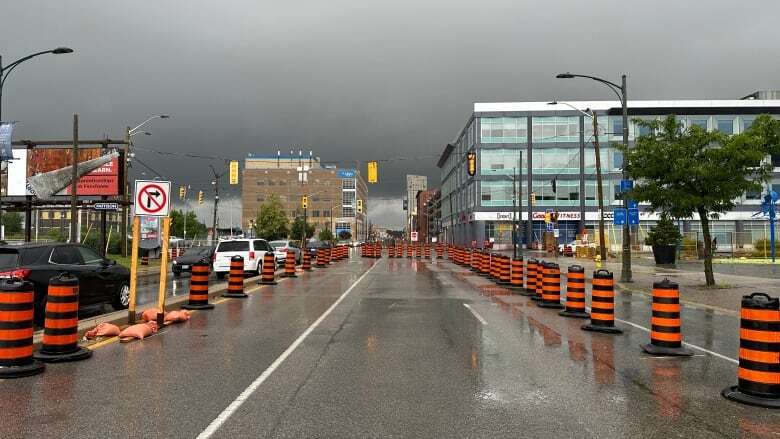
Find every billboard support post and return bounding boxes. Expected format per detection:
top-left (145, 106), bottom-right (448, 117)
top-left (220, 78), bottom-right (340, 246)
top-left (70, 114), bottom-right (79, 243)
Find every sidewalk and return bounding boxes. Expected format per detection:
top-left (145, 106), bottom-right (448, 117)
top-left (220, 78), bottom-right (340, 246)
top-left (496, 251), bottom-right (773, 314)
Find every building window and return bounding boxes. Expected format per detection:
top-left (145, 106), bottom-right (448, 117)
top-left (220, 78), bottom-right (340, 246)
top-left (342, 207), bottom-right (355, 217)
top-left (742, 117), bottom-right (755, 132)
top-left (532, 148), bottom-right (579, 174)
top-left (480, 149), bottom-right (523, 175)
top-left (532, 117), bottom-right (580, 143)
top-left (480, 117), bottom-right (528, 143)
top-left (485, 221), bottom-right (495, 239)
top-left (342, 191), bottom-right (355, 206)
top-left (612, 118), bottom-right (624, 138)
top-left (342, 179), bottom-right (355, 189)
top-left (481, 181), bottom-right (526, 207)
top-left (256, 181), bottom-right (265, 186)
top-left (689, 117), bottom-right (708, 130)
top-left (746, 189), bottom-right (762, 200)
top-left (613, 150), bottom-right (623, 169)
top-left (717, 118), bottom-right (734, 135)
top-left (312, 210), bottom-right (320, 217)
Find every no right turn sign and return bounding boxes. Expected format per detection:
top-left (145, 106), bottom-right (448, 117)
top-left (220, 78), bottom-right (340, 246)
top-left (134, 180), bottom-right (171, 217)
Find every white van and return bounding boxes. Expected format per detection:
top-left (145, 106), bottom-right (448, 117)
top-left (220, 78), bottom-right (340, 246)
top-left (212, 238), bottom-right (274, 279)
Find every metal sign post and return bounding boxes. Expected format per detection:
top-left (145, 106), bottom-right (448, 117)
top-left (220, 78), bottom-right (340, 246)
top-left (128, 216), bottom-right (140, 324)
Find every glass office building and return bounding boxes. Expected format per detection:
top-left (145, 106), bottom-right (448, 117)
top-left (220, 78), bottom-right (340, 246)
top-left (437, 95), bottom-right (780, 248)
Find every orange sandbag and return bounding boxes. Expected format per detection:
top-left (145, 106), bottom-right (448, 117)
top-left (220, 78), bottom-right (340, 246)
top-left (85, 322), bottom-right (121, 339)
top-left (141, 308), bottom-right (161, 322)
top-left (119, 321), bottom-right (159, 340)
top-left (164, 310), bottom-right (191, 324)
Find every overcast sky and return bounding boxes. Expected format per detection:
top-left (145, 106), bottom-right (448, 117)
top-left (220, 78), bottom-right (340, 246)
top-left (2, 1), bottom-right (778, 228)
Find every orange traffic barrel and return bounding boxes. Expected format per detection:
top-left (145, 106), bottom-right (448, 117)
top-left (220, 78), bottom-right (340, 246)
top-left (282, 250), bottom-right (297, 278)
top-left (469, 250), bottom-right (479, 272)
top-left (538, 262), bottom-right (563, 309)
top-left (183, 260), bottom-right (215, 309)
top-left (302, 249), bottom-right (313, 271)
top-left (642, 279), bottom-right (692, 356)
top-left (487, 253), bottom-right (496, 279)
top-left (722, 293), bottom-right (780, 408)
top-left (510, 257), bottom-right (525, 294)
top-left (406, 243), bottom-right (413, 258)
top-left (582, 269), bottom-right (622, 334)
top-left (424, 245), bottom-right (431, 260)
top-left (315, 248), bottom-right (327, 268)
top-left (478, 252), bottom-right (489, 277)
top-left (223, 255), bottom-right (248, 298)
top-left (141, 253), bottom-right (149, 266)
top-left (497, 255), bottom-right (511, 286)
top-left (387, 245), bottom-right (394, 258)
top-left (526, 259), bottom-right (538, 296)
top-left (560, 265), bottom-right (589, 318)
top-left (532, 259), bottom-right (544, 302)
top-left (260, 252), bottom-right (279, 283)
top-left (34, 273), bottom-right (92, 362)
top-left (0, 279), bottom-right (45, 378)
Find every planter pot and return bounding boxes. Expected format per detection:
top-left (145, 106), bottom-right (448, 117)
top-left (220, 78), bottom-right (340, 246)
top-left (652, 245), bottom-right (677, 265)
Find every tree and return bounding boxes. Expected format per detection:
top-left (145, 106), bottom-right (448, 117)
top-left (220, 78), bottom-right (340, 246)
top-left (318, 229), bottom-right (334, 242)
top-left (338, 230), bottom-right (352, 241)
top-left (254, 195), bottom-right (289, 240)
top-left (290, 216), bottom-right (315, 241)
top-left (170, 209), bottom-right (207, 239)
top-left (622, 114), bottom-right (780, 286)
top-left (645, 215), bottom-right (682, 247)
top-left (1, 212), bottom-right (23, 236)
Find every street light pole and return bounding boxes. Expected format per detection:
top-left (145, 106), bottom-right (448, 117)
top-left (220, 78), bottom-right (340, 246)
top-left (0, 47), bottom-right (74, 122)
top-left (555, 72), bottom-right (632, 282)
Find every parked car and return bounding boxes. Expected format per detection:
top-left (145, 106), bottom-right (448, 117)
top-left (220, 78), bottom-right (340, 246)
top-left (0, 243), bottom-right (130, 326)
top-left (172, 246), bottom-right (215, 277)
top-left (269, 240), bottom-right (303, 266)
top-left (212, 238), bottom-right (273, 279)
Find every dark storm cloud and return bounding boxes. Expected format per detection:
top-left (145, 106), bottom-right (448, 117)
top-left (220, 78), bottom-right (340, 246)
top-left (2, 0), bottom-right (778, 219)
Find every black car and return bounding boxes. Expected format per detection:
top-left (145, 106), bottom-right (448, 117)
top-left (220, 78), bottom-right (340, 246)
top-left (0, 243), bottom-right (130, 325)
top-left (172, 246), bottom-right (215, 277)
top-left (305, 240), bottom-right (332, 257)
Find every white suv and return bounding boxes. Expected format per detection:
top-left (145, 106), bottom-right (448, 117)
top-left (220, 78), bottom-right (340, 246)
top-left (212, 239), bottom-right (273, 279)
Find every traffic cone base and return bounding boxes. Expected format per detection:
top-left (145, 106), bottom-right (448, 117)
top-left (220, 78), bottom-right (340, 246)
top-left (223, 292), bottom-right (248, 298)
top-left (0, 361), bottom-right (45, 378)
top-left (722, 387), bottom-right (780, 409)
top-left (641, 343), bottom-right (693, 357)
top-left (581, 323), bottom-right (623, 334)
top-left (538, 302), bottom-right (564, 309)
top-left (182, 302), bottom-right (215, 310)
top-left (33, 347), bottom-right (92, 363)
top-left (559, 309), bottom-right (590, 318)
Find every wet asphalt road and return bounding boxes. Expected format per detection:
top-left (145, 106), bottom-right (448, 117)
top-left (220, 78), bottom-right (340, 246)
top-left (1, 253), bottom-right (777, 438)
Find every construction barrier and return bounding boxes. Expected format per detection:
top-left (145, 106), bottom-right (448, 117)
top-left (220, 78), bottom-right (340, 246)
top-left (281, 250), bottom-right (297, 277)
top-left (497, 255), bottom-right (511, 286)
top-left (323, 247), bottom-right (332, 264)
top-left (478, 252), bottom-right (490, 277)
top-left (0, 279), bottom-right (45, 378)
top-left (641, 279), bottom-right (692, 356)
top-left (488, 253), bottom-right (497, 280)
top-left (34, 273), bottom-right (92, 362)
top-left (183, 260), bottom-right (215, 309)
top-left (424, 245), bottom-right (431, 260)
top-left (302, 250), bottom-right (312, 271)
top-left (722, 293), bottom-right (780, 408)
top-left (141, 254), bottom-right (149, 266)
top-left (533, 259), bottom-right (544, 302)
top-left (406, 243), bottom-right (413, 259)
top-left (538, 262), bottom-right (563, 309)
top-left (526, 259), bottom-right (538, 296)
top-left (510, 257), bottom-right (525, 293)
top-left (223, 255), bottom-right (248, 298)
top-left (469, 250), bottom-right (479, 272)
top-left (315, 248), bottom-right (327, 269)
top-left (559, 265), bottom-right (589, 318)
top-left (582, 269), bottom-right (622, 334)
top-left (260, 252), bottom-right (279, 284)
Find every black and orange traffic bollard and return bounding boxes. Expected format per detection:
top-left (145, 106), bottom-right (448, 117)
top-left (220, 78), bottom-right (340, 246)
top-left (526, 259), bottom-right (538, 296)
top-left (34, 273), bottom-right (92, 362)
top-left (560, 265), bottom-right (589, 318)
top-left (642, 279), bottom-right (692, 356)
top-left (259, 252), bottom-right (279, 284)
top-left (478, 252), bottom-right (490, 277)
top-left (302, 249), bottom-right (313, 271)
top-left (314, 248), bottom-right (326, 268)
top-left (722, 293), bottom-right (780, 408)
top-left (424, 245), bottom-right (431, 260)
top-left (509, 257), bottom-right (525, 294)
top-left (282, 251), bottom-right (297, 277)
top-left (183, 260), bottom-right (215, 309)
top-left (497, 255), bottom-right (511, 286)
top-left (470, 250), bottom-right (479, 272)
top-left (538, 262), bottom-right (564, 309)
top-left (406, 243), bottom-right (413, 259)
top-left (223, 255), bottom-right (248, 298)
top-left (141, 252), bottom-right (149, 266)
top-left (582, 269), bottom-right (622, 334)
top-left (0, 279), bottom-right (45, 378)
top-left (533, 259), bottom-right (544, 301)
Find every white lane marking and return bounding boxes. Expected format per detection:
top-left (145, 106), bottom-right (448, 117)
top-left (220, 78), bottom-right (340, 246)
top-left (464, 304), bottom-right (488, 325)
top-left (583, 305), bottom-right (739, 365)
top-left (196, 261), bottom-right (380, 439)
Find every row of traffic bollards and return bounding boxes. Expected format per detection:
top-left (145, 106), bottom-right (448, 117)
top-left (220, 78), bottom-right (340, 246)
top-left (448, 246), bottom-right (780, 409)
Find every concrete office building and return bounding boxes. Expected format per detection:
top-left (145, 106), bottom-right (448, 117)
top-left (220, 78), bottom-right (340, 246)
top-left (405, 175), bottom-right (427, 236)
top-left (415, 189), bottom-right (438, 243)
top-left (241, 153), bottom-right (368, 240)
top-left (437, 92), bottom-right (780, 249)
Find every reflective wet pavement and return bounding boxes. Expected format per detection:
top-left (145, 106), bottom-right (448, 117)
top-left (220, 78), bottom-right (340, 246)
top-left (1, 255), bottom-right (777, 438)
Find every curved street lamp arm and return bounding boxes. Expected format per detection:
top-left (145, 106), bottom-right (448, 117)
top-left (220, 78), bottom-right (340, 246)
top-left (129, 115), bottom-right (163, 134)
top-left (559, 73), bottom-right (624, 103)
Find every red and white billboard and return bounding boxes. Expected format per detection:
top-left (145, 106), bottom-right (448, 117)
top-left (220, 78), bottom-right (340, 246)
top-left (7, 148), bottom-right (119, 197)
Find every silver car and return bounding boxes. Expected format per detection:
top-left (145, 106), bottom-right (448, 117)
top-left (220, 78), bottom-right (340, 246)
top-left (269, 240), bottom-right (303, 265)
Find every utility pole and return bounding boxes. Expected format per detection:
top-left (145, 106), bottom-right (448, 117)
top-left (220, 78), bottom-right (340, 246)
top-left (209, 165), bottom-right (224, 244)
top-left (620, 74), bottom-right (632, 282)
top-left (593, 112), bottom-right (607, 261)
top-left (70, 114), bottom-right (79, 243)
top-left (121, 126), bottom-right (130, 256)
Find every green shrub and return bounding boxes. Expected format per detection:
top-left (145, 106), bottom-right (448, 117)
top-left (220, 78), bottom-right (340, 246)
top-left (645, 216), bottom-right (682, 247)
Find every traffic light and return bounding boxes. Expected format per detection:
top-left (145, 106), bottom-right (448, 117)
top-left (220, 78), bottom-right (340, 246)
top-left (198, 190), bottom-right (204, 205)
top-left (530, 192), bottom-right (536, 206)
top-left (179, 186), bottom-right (186, 200)
top-left (301, 195), bottom-right (308, 209)
top-left (367, 161), bottom-right (378, 183)
top-left (356, 199), bottom-right (363, 213)
top-left (544, 212), bottom-right (551, 224)
top-left (229, 160), bottom-right (239, 185)
top-left (467, 152), bottom-right (476, 176)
